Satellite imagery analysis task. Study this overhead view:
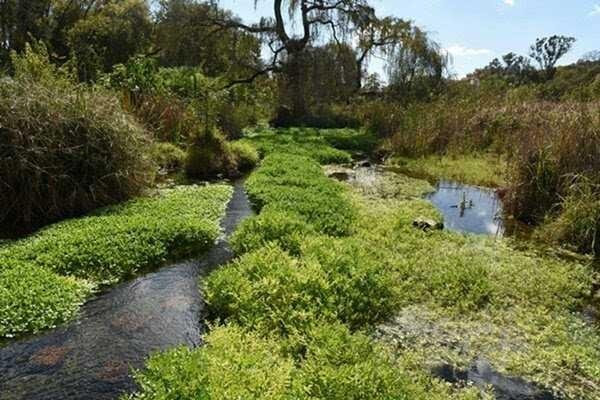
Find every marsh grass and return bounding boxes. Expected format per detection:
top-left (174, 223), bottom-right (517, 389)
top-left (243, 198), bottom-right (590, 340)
top-left (389, 154), bottom-right (507, 187)
top-left (0, 47), bottom-right (154, 237)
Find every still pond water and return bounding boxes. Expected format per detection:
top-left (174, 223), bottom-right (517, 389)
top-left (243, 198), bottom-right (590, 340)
top-left (427, 180), bottom-right (504, 236)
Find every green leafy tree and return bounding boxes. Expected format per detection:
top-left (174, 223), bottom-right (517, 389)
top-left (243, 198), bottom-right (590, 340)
top-left (155, 0), bottom-right (261, 79)
top-left (68, 0), bottom-right (152, 81)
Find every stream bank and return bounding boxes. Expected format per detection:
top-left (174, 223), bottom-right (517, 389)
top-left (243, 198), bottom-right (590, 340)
top-left (0, 181), bottom-right (252, 400)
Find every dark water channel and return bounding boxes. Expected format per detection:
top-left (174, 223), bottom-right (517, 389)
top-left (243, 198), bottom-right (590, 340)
top-left (427, 180), bottom-right (505, 236)
top-left (0, 181), bottom-right (253, 400)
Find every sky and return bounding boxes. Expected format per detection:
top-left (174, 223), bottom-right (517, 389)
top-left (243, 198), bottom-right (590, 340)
top-left (218, 0), bottom-right (600, 78)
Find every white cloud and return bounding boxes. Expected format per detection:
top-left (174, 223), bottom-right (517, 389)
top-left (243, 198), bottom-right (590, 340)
top-left (589, 4), bottom-right (600, 16)
top-left (503, 0), bottom-right (515, 6)
top-left (446, 45), bottom-right (493, 57)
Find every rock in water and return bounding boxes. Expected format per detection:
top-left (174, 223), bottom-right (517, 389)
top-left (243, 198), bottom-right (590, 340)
top-left (412, 217), bottom-right (444, 231)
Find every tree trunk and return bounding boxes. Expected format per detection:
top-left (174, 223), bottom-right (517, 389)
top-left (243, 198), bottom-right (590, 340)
top-left (284, 51), bottom-right (308, 121)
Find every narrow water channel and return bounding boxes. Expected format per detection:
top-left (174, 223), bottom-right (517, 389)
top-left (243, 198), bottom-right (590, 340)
top-left (0, 181), bottom-right (253, 400)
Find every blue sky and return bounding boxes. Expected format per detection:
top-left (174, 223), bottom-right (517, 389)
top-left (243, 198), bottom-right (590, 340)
top-left (219, 0), bottom-right (600, 78)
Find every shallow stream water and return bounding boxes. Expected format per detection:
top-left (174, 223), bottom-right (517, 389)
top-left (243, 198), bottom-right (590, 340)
top-left (427, 180), bottom-right (504, 236)
top-left (0, 181), bottom-right (252, 400)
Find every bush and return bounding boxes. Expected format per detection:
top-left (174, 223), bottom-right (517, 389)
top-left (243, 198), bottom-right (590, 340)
top-left (228, 141), bottom-right (259, 172)
top-left (150, 142), bottom-right (187, 172)
top-left (185, 130), bottom-right (239, 179)
top-left (0, 46), bottom-right (154, 237)
top-left (230, 209), bottom-right (315, 256)
top-left (0, 185), bottom-right (232, 283)
top-left (127, 325), bottom-right (295, 400)
top-left (0, 262), bottom-right (90, 338)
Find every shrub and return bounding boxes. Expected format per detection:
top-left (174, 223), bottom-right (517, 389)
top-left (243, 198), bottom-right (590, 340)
top-left (228, 141), bottom-right (259, 172)
top-left (127, 324), bottom-right (295, 400)
top-left (230, 209), bottom-right (315, 256)
top-left (185, 130), bottom-right (239, 179)
top-left (0, 262), bottom-right (90, 338)
top-left (0, 46), bottom-right (154, 237)
top-left (150, 142), bottom-right (187, 173)
top-left (0, 185), bottom-right (232, 283)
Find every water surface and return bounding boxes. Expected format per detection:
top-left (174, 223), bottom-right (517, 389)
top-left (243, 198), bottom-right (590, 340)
top-left (427, 180), bottom-right (504, 236)
top-left (0, 181), bottom-right (252, 400)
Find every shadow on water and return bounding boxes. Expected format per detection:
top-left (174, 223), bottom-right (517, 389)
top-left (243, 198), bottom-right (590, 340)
top-left (427, 180), bottom-right (505, 236)
top-left (0, 181), bottom-right (253, 400)
top-left (432, 359), bottom-right (558, 400)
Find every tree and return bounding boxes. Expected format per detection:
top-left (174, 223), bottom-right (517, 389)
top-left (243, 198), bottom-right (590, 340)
top-left (386, 25), bottom-right (448, 101)
top-left (529, 35), bottom-right (576, 80)
top-left (213, 0), bottom-right (377, 118)
top-left (353, 16), bottom-right (412, 90)
top-left (154, 0), bottom-right (261, 79)
top-left (68, 0), bottom-right (153, 81)
top-left (579, 50), bottom-right (600, 64)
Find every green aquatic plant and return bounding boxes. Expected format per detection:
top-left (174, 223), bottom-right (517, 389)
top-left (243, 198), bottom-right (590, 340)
top-left (0, 184), bottom-right (232, 338)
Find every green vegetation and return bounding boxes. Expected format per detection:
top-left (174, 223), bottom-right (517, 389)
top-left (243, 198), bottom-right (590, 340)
top-left (128, 323), bottom-right (480, 400)
top-left (0, 184), bottom-right (232, 338)
top-left (241, 127), bottom-right (377, 164)
top-left (2, 0), bottom-right (599, 397)
top-left (150, 142), bottom-right (187, 173)
top-left (0, 45), bottom-right (154, 237)
top-left (389, 154), bottom-right (507, 187)
top-left (129, 129), bottom-right (599, 400)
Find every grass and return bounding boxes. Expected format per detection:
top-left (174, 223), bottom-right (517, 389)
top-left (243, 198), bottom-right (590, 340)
top-left (0, 184), bottom-right (232, 339)
top-left (130, 128), bottom-right (599, 400)
top-left (389, 153), bottom-right (508, 187)
top-left (1, 45), bottom-right (154, 237)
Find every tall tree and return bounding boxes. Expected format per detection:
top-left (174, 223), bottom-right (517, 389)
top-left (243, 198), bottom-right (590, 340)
top-left (213, 0), bottom-right (375, 118)
top-left (154, 0), bottom-right (261, 79)
top-left (386, 25), bottom-right (447, 100)
top-left (68, 0), bottom-right (152, 80)
top-left (529, 35), bottom-right (576, 80)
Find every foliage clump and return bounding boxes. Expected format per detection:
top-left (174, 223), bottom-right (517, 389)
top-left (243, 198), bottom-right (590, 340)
top-left (0, 262), bottom-right (90, 338)
top-left (0, 45), bottom-right (154, 237)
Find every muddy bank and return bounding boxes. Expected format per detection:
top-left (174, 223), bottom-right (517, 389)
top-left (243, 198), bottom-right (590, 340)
top-left (0, 181), bottom-right (252, 400)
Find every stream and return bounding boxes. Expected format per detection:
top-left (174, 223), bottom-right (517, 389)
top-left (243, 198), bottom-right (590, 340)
top-left (427, 180), bottom-right (504, 237)
top-left (0, 181), bottom-right (253, 400)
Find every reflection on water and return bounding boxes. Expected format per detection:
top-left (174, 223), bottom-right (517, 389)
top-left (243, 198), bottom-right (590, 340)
top-left (427, 180), bottom-right (504, 236)
top-left (0, 181), bottom-right (253, 400)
